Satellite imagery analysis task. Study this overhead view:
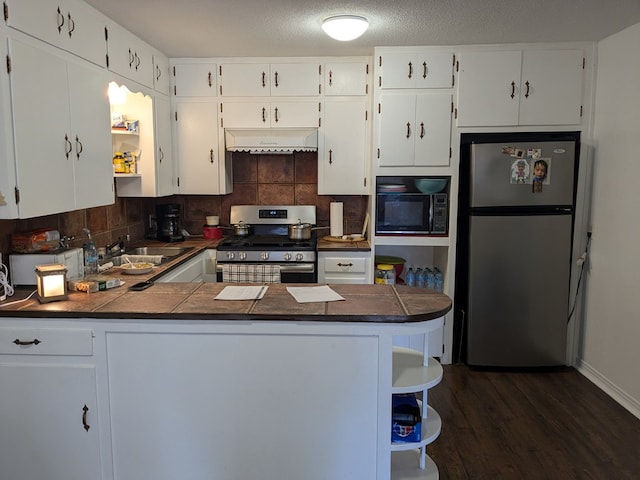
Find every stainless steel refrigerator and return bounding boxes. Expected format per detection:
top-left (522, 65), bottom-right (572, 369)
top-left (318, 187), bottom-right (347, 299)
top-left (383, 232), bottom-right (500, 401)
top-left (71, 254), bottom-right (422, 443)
top-left (455, 132), bottom-right (580, 367)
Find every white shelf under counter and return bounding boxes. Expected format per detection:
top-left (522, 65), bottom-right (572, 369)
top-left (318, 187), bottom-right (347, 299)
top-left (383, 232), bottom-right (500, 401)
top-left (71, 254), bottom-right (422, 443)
top-left (392, 347), bottom-right (443, 393)
top-left (391, 450), bottom-right (439, 480)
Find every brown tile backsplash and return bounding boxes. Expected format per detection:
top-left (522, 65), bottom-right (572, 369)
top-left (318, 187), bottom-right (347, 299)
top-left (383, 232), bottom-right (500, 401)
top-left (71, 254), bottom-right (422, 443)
top-left (0, 152), bottom-right (368, 262)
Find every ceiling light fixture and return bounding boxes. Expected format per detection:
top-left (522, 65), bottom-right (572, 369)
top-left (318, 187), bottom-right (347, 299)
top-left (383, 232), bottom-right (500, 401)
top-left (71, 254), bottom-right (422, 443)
top-left (322, 15), bottom-right (369, 41)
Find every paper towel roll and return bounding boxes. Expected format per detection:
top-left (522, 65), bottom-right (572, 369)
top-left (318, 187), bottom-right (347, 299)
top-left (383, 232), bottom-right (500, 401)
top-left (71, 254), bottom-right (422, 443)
top-left (330, 202), bottom-right (343, 237)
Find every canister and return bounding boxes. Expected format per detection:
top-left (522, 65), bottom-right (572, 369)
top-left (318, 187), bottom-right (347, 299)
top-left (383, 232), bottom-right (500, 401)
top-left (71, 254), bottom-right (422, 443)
top-left (375, 264), bottom-right (395, 285)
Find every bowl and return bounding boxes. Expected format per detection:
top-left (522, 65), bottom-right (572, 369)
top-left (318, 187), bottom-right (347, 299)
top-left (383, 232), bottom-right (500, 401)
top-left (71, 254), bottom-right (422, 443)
top-left (120, 262), bottom-right (154, 275)
top-left (206, 215), bottom-right (219, 226)
top-left (414, 178), bottom-right (447, 194)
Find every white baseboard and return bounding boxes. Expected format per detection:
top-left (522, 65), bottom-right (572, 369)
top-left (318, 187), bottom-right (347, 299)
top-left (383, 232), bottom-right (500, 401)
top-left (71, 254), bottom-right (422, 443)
top-left (576, 358), bottom-right (640, 420)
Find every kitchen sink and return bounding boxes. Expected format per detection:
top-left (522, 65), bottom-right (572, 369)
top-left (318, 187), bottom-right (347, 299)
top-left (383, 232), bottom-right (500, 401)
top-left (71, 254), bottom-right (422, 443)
top-left (101, 247), bottom-right (194, 266)
top-left (130, 246), bottom-right (194, 258)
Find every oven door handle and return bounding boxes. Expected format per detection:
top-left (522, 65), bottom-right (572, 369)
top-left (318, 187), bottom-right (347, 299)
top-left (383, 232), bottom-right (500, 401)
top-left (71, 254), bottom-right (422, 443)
top-left (217, 263), bottom-right (315, 273)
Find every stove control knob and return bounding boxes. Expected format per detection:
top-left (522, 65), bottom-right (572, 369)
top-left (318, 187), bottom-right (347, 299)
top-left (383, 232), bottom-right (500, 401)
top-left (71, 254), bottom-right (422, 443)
top-left (226, 252), bottom-right (235, 260)
top-left (283, 252), bottom-right (292, 261)
top-left (261, 252), bottom-right (270, 261)
top-left (238, 251), bottom-right (247, 261)
top-left (295, 253), bottom-right (304, 262)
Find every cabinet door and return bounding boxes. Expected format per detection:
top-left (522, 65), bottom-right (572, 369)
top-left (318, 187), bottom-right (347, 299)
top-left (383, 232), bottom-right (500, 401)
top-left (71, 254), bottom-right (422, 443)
top-left (270, 101), bottom-right (320, 128)
top-left (456, 50), bottom-right (522, 126)
top-left (172, 62), bottom-right (217, 96)
top-left (0, 364), bottom-right (101, 480)
top-left (380, 51), bottom-right (454, 89)
top-left (106, 21), bottom-right (154, 88)
top-left (518, 49), bottom-right (583, 126)
top-left (378, 94), bottom-right (417, 167)
top-left (8, 37), bottom-right (76, 217)
top-left (414, 94), bottom-right (452, 167)
top-left (324, 62), bottom-right (369, 96)
top-left (4, 0), bottom-right (106, 66)
top-left (270, 62), bottom-right (320, 96)
top-left (154, 95), bottom-right (175, 196)
top-left (175, 101), bottom-right (220, 194)
top-left (222, 101), bottom-right (319, 128)
top-left (219, 63), bottom-right (270, 96)
top-left (222, 101), bottom-right (269, 128)
top-left (153, 53), bottom-right (170, 95)
top-left (69, 61), bottom-right (114, 209)
top-left (319, 100), bottom-right (368, 194)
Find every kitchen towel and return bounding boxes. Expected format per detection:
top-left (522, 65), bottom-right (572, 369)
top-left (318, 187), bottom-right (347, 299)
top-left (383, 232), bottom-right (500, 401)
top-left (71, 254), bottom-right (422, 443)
top-left (330, 202), bottom-right (343, 237)
top-left (221, 264), bottom-right (281, 283)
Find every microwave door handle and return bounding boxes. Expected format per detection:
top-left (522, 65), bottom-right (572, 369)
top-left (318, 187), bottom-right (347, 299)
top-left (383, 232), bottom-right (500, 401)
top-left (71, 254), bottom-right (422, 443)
top-left (429, 197), bottom-right (434, 233)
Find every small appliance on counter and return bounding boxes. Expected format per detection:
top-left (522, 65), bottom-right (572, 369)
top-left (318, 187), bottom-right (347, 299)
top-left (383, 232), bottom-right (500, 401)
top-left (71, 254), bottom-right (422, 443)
top-left (203, 215), bottom-right (222, 239)
top-left (156, 204), bottom-right (185, 243)
top-left (9, 248), bottom-right (84, 286)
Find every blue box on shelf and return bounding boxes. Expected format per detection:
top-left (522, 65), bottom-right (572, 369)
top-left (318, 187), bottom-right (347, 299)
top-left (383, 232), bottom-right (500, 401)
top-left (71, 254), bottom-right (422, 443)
top-left (391, 393), bottom-right (421, 443)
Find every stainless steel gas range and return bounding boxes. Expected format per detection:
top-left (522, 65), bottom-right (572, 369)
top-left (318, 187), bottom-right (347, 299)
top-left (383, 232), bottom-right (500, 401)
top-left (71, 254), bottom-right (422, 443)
top-left (216, 205), bottom-right (318, 283)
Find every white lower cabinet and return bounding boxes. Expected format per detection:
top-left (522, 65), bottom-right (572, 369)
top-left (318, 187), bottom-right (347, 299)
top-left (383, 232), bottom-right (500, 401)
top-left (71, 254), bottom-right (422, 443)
top-left (0, 327), bottom-right (101, 480)
top-left (0, 316), bottom-right (443, 480)
top-left (155, 251), bottom-right (205, 282)
top-left (318, 251), bottom-right (372, 284)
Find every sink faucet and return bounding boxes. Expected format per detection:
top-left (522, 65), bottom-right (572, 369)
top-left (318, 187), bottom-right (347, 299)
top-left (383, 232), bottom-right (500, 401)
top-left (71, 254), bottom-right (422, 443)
top-left (106, 237), bottom-right (125, 256)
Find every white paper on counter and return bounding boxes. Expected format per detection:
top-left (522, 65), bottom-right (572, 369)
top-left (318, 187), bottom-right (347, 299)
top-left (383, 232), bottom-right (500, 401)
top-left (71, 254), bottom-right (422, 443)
top-left (286, 285), bottom-right (345, 303)
top-left (215, 285), bottom-right (268, 300)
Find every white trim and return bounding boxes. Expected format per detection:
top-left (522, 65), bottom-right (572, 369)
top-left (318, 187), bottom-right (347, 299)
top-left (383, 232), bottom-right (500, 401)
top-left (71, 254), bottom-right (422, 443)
top-left (576, 358), bottom-right (640, 420)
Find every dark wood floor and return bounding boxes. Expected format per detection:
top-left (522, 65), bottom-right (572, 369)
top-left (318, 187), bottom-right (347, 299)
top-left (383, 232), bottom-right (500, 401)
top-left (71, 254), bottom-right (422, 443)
top-left (427, 364), bottom-right (640, 479)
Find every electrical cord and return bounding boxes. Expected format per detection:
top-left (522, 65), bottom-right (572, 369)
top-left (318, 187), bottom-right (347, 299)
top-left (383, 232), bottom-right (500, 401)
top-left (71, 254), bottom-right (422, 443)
top-left (567, 232), bottom-right (592, 323)
top-left (0, 262), bottom-right (15, 301)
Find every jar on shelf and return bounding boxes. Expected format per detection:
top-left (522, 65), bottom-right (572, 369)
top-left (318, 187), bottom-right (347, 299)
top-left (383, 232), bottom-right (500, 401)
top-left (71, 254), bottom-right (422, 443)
top-left (113, 152), bottom-right (126, 173)
top-left (375, 264), bottom-right (396, 285)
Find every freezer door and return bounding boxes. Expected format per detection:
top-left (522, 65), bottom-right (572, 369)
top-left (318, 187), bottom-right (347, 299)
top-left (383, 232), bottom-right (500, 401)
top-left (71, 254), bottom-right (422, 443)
top-left (466, 214), bottom-right (572, 366)
top-left (470, 141), bottom-right (576, 207)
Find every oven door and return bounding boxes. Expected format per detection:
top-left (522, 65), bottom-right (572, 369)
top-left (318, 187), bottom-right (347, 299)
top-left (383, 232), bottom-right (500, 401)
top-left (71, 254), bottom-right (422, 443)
top-left (376, 193), bottom-right (432, 234)
top-left (216, 263), bottom-right (317, 283)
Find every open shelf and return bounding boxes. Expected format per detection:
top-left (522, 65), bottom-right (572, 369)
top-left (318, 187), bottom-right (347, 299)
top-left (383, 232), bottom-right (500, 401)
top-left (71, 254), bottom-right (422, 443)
top-left (391, 450), bottom-right (439, 480)
top-left (392, 347), bottom-right (443, 393)
top-left (391, 405), bottom-right (441, 451)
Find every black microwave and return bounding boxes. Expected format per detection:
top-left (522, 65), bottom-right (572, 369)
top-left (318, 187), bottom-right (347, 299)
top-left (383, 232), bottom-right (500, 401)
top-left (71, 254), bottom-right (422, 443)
top-left (376, 192), bottom-right (448, 235)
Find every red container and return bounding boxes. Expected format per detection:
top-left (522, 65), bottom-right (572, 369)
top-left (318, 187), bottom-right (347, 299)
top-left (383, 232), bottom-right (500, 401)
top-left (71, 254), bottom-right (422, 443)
top-left (203, 226), bottom-right (222, 239)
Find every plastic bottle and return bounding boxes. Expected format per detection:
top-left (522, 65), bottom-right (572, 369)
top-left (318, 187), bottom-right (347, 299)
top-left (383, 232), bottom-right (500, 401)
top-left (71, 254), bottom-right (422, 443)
top-left (434, 268), bottom-right (444, 292)
top-left (415, 267), bottom-right (425, 288)
top-left (426, 268), bottom-right (436, 290)
top-left (82, 228), bottom-right (99, 277)
top-left (405, 267), bottom-right (415, 287)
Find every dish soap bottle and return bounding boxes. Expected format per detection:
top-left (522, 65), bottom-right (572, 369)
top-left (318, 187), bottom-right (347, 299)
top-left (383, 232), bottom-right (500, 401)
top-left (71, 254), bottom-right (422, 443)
top-left (82, 228), bottom-right (99, 277)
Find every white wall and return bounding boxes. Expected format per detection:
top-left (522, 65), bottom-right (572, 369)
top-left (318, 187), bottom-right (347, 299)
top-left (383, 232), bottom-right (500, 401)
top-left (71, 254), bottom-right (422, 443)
top-left (577, 22), bottom-right (640, 418)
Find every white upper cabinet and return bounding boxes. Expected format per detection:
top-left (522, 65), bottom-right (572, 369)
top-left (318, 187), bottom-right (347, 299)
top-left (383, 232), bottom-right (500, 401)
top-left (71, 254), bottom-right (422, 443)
top-left (105, 20), bottom-right (154, 88)
top-left (221, 101), bottom-right (320, 129)
top-left (4, 0), bottom-right (106, 66)
top-left (324, 62), bottom-right (369, 96)
top-left (319, 99), bottom-right (369, 195)
top-left (153, 95), bottom-right (175, 196)
top-left (171, 62), bottom-right (217, 97)
top-left (175, 101), bottom-right (222, 194)
top-left (378, 93), bottom-right (452, 167)
top-left (152, 52), bottom-right (170, 95)
top-left (378, 51), bottom-right (454, 89)
top-left (8, 36), bottom-right (113, 217)
top-left (456, 49), bottom-right (584, 127)
top-left (219, 62), bottom-right (320, 97)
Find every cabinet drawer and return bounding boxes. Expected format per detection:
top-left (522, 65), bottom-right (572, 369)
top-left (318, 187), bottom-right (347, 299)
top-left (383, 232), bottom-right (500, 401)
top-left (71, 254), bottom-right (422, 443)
top-left (0, 328), bottom-right (93, 356)
top-left (323, 257), bottom-right (367, 274)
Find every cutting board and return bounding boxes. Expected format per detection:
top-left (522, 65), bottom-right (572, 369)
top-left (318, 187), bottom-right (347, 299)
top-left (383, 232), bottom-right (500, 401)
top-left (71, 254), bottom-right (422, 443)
top-left (322, 235), bottom-right (366, 243)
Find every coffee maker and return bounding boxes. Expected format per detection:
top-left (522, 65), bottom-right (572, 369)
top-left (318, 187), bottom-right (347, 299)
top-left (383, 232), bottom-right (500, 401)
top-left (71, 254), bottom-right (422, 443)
top-left (156, 204), bottom-right (184, 242)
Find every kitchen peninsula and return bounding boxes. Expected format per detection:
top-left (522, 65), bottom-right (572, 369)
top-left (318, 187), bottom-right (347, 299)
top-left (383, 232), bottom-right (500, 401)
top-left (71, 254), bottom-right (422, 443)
top-left (0, 279), bottom-right (450, 480)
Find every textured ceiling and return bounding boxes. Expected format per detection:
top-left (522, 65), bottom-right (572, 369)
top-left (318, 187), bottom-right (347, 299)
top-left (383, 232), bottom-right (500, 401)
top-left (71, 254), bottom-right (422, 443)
top-left (83, 0), bottom-right (640, 58)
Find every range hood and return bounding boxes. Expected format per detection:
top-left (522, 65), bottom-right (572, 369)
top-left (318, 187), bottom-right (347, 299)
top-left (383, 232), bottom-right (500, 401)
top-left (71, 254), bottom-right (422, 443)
top-left (225, 128), bottom-right (318, 154)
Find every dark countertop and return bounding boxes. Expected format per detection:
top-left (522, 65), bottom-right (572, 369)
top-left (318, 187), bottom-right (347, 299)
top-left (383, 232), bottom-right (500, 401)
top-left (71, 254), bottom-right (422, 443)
top-left (1, 236), bottom-right (450, 323)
